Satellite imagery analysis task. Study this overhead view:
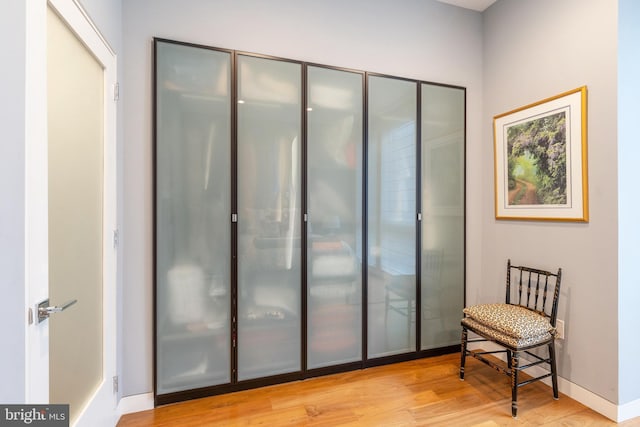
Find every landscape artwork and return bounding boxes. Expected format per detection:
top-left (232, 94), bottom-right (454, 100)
top-left (493, 87), bottom-right (588, 221)
top-left (506, 111), bottom-right (567, 206)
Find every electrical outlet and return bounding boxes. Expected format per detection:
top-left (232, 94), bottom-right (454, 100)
top-left (556, 319), bottom-right (565, 340)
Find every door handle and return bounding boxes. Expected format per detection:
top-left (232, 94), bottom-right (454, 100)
top-left (36, 298), bottom-right (78, 323)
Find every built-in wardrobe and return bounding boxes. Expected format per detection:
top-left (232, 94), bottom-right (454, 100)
top-left (154, 38), bottom-right (465, 405)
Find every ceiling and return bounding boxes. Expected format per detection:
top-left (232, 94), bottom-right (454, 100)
top-left (436, 0), bottom-right (497, 12)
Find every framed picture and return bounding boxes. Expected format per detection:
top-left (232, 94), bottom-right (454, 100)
top-left (493, 86), bottom-right (588, 221)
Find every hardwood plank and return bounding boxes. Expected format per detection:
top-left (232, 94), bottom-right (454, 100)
top-left (118, 354), bottom-right (640, 426)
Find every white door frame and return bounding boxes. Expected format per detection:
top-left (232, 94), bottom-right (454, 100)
top-left (25, 0), bottom-right (118, 425)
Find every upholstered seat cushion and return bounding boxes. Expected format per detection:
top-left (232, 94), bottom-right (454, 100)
top-left (462, 303), bottom-right (555, 348)
top-left (461, 317), bottom-right (553, 348)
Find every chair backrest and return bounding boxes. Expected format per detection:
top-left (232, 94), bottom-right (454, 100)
top-left (505, 259), bottom-right (562, 326)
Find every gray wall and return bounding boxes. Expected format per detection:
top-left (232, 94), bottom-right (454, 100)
top-left (482, 0), bottom-right (619, 402)
top-left (0, 0), bottom-right (27, 404)
top-left (78, 0), bottom-right (122, 54)
top-left (121, 0), bottom-right (485, 396)
top-left (618, 0), bottom-right (640, 406)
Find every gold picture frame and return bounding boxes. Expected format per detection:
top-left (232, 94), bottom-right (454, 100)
top-left (493, 86), bottom-right (588, 221)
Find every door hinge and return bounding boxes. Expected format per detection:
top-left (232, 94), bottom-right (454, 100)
top-left (113, 82), bottom-right (120, 101)
top-left (113, 229), bottom-right (119, 248)
top-left (113, 376), bottom-right (119, 394)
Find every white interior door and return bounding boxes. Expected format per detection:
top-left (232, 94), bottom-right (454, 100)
top-left (25, 1), bottom-right (118, 426)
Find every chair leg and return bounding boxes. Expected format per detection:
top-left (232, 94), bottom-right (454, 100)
top-left (460, 327), bottom-right (467, 380)
top-left (506, 349), bottom-right (512, 370)
top-left (511, 352), bottom-right (519, 418)
top-left (549, 340), bottom-right (559, 399)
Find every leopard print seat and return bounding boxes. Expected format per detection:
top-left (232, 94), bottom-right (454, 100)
top-left (462, 303), bottom-right (555, 348)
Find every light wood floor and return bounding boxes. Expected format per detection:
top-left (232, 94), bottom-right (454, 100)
top-left (118, 353), bottom-right (639, 426)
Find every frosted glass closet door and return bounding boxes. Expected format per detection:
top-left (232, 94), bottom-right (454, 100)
top-left (237, 55), bottom-right (302, 381)
top-left (307, 66), bottom-right (363, 369)
top-left (420, 84), bottom-right (465, 350)
top-left (155, 41), bottom-right (231, 394)
top-left (368, 76), bottom-right (417, 358)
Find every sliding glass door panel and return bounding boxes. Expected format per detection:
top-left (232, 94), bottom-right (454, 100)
top-left (154, 39), bottom-right (467, 403)
top-left (307, 66), bottom-right (363, 369)
top-left (155, 41), bottom-right (232, 394)
top-left (420, 84), bottom-right (465, 350)
top-left (367, 76), bottom-right (418, 358)
top-left (237, 55), bottom-right (302, 381)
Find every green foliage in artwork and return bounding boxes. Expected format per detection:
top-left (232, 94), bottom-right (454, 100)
top-left (507, 112), bottom-right (567, 204)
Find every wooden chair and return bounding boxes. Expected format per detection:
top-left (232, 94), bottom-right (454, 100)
top-left (459, 260), bottom-right (562, 418)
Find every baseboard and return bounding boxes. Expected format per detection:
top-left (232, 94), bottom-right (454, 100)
top-left (555, 372), bottom-right (617, 421)
top-left (467, 342), bottom-right (639, 422)
top-left (619, 396), bottom-right (640, 422)
top-left (116, 392), bottom-right (154, 418)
